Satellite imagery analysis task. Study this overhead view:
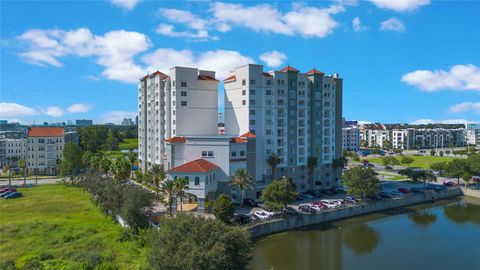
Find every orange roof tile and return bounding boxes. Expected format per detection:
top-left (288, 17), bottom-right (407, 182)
top-left (224, 75), bottom-right (236, 82)
top-left (27, 127), bottom-right (64, 137)
top-left (306, 69), bottom-right (325, 76)
top-left (169, 159), bottom-right (219, 173)
top-left (140, 71), bottom-right (168, 80)
top-left (197, 75), bottom-right (218, 81)
top-left (164, 137), bottom-right (186, 143)
top-left (240, 131), bottom-right (256, 138)
top-left (230, 137), bottom-right (247, 144)
top-left (279, 66), bottom-right (299, 72)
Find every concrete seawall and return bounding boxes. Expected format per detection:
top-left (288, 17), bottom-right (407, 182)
top-left (248, 188), bottom-right (462, 238)
top-left (461, 187), bottom-right (480, 199)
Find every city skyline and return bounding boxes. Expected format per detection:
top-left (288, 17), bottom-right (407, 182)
top-left (1, 0), bottom-right (479, 124)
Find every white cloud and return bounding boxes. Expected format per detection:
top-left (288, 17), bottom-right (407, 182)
top-left (0, 102), bottom-right (37, 118)
top-left (260, 50), bottom-right (287, 68)
top-left (101, 111), bottom-right (137, 124)
top-left (210, 2), bottom-right (345, 38)
top-left (142, 49), bottom-right (254, 79)
top-left (17, 28), bottom-right (151, 83)
top-left (67, 103), bottom-right (92, 113)
top-left (401, 64), bottom-right (480, 92)
top-left (410, 119), bottom-right (471, 125)
top-left (110, 0), bottom-right (141, 10)
top-left (380, 18), bottom-right (406, 32)
top-left (449, 102), bottom-right (480, 114)
top-left (369, 0), bottom-right (430, 12)
top-left (157, 9), bottom-right (218, 41)
top-left (352, 17), bottom-right (367, 32)
top-left (44, 106), bottom-right (64, 117)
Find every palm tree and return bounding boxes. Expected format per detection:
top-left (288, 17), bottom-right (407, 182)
top-left (267, 153), bottom-right (281, 181)
top-left (128, 148), bottom-right (136, 179)
top-left (174, 177), bottom-right (189, 212)
top-left (307, 156), bottom-right (318, 192)
top-left (332, 156), bottom-right (348, 170)
top-left (160, 179), bottom-right (176, 217)
top-left (229, 168), bottom-right (254, 207)
top-left (19, 159), bottom-right (27, 187)
top-left (149, 164), bottom-right (166, 194)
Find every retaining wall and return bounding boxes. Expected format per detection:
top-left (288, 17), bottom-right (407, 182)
top-left (248, 188), bottom-right (462, 238)
top-left (461, 187), bottom-right (480, 199)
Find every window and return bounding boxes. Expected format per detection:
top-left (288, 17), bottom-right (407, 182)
top-left (240, 151), bottom-right (245, 156)
top-left (267, 80), bottom-right (271, 85)
top-left (242, 79), bottom-right (246, 86)
top-left (242, 100), bottom-right (246, 105)
top-left (266, 130), bottom-right (271, 135)
top-left (195, 177), bottom-right (200, 186)
top-left (250, 120), bottom-right (255, 125)
top-left (172, 81), bottom-right (175, 87)
top-left (172, 91), bottom-right (175, 96)
top-left (172, 100), bottom-right (175, 106)
top-left (250, 100), bottom-right (255, 105)
top-left (208, 151), bottom-right (214, 157)
top-left (173, 110), bottom-right (175, 115)
top-left (232, 151), bottom-right (237, 157)
top-left (181, 101), bottom-right (187, 106)
top-left (202, 151), bottom-right (208, 157)
top-left (250, 90), bottom-right (255, 95)
top-left (250, 79), bottom-right (255, 85)
top-left (181, 81), bottom-right (187, 87)
top-left (266, 90), bottom-right (271, 95)
top-left (181, 91), bottom-right (187, 96)
top-left (250, 109), bottom-right (255, 115)
top-left (242, 90), bottom-right (246, 95)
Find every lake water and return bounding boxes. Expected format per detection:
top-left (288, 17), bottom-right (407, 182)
top-left (249, 197), bottom-right (480, 270)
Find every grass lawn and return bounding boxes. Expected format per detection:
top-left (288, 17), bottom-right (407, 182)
top-left (0, 184), bottom-right (147, 269)
top-left (365, 155), bottom-right (455, 168)
top-left (119, 138), bottom-right (138, 151)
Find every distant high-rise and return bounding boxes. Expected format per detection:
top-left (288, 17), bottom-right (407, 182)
top-left (75, 119), bottom-right (93, 126)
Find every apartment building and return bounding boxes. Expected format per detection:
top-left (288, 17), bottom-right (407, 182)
top-left (342, 126), bottom-right (360, 152)
top-left (359, 124), bottom-right (390, 148)
top-left (0, 136), bottom-right (27, 168)
top-left (466, 123), bottom-right (480, 145)
top-left (138, 67), bottom-right (219, 172)
top-left (224, 64), bottom-right (343, 193)
top-left (27, 127), bottom-right (64, 175)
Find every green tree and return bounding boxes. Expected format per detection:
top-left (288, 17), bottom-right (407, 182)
top-left (111, 158), bottom-right (130, 182)
top-left (343, 167), bottom-right (380, 200)
top-left (78, 126), bottom-right (109, 152)
top-left (393, 148), bottom-right (403, 154)
top-left (439, 151), bottom-right (444, 157)
top-left (333, 156), bottom-right (348, 170)
top-left (19, 159), bottom-right (27, 186)
top-left (461, 172), bottom-right (473, 188)
top-left (382, 156), bottom-right (399, 169)
top-left (445, 159), bottom-right (470, 185)
top-left (160, 179), bottom-right (176, 217)
top-left (430, 161), bottom-right (448, 172)
top-left (445, 150), bottom-right (451, 156)
top-left (267, 153), bottom-right (280, 181)
top-left (174, 177), bottom-right (189, 212)
top-left (307, 156), bottom-right (318, 192)
top-left (120, 188), bottom-right (154, 233)
top-left (105, 130), bottom-right (119, 151)
top-left (98, 156), bottom-right (112, 174)
top-left (229, 168), bottom-right (254, 207)
top-left (58, 142), bottom-right (83, 178)
top-left (147, 213), bottom-right (251, 270)
top-left (212, 194), bottom-right (235, 224)
top-left (128, 148), bottom-right (137, 179)
top-left (261, 176), bottom-right (298, 211)
top-left (149, 164), bottom-right (166, 194)
top-left (401, 156), bottom-right (414, 165)
top-left (467, 145), bottom-right (477, 155)
top-left (430, 149), bottom-right (436, 156)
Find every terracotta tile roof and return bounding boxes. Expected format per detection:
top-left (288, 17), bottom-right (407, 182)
top-left (306, 69), bottom-right (325, 76)
top-left (164, 137), bottom-right (186, 143)
top-left (224, 75), bottom-right (236, 83)
top-left (140, 71), bottom-right (167, 80)
top-left (169, 159), bottom-right (219, 173)
top-left (230, 137), bottom-right (247, 144)
top-left (197, 75), bottom-right (218, 81)
top-left (27, 127), bottom-right (64, 137)
top-left (262, 72), bottom-right (273, 77)
top-left (279, 66), bottom-right (299, 72)
top-left (240, 131), bottom-right (256, 138)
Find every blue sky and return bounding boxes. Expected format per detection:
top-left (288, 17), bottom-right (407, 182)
top-left (1, 0), bottom-right (479, 125)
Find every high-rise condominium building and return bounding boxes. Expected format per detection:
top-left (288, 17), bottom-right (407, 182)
top-left (224, 64), bottom-right (343, 192)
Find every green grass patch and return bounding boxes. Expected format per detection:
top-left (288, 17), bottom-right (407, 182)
top-left (119, 138), bottom-right (138, 151)
top-left (0, 184), bottom-right (147, 269)
top-left (365, 155), bottom-right (455, 169)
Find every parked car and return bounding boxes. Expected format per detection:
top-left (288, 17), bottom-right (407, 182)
top-left (254, 211), bottom-right (270, 221)
top-left (243, 198), bottom-right (258, 207)
top-left (311, 201), bottom-right (326, 207)
top-left (0, 188), bottom-right (16, 194)
top-left (443, 180), bottom-right (457, 187)
top-left (321, 200), bottom-right (340, 209)
top-left (0, 191), bottom-right (13, 198)
top-left (249, 214), bottom-right (260, 223)
top-left (470, 184), bottom-right (480, 190)
top-left (411, 187), bottom-right (425, 193)
top-left (398, 188), bottom-right (411, 193)
top-left (232, 214), bottom-right (251, 225)
top-left (427, 184), bottom-right (446, 191)
top-left (367, 194), bottom-right (382, 201)
top-left (299, 205), bottom-right (316, 214)
top-left (344, 196), bottom-right (359, 205)
top-left (5, 192), bottom-right (22, 199)
top-left (311, 205), bottom-right (324, 212)
top-left (283, 206), bottom-right (298, 216)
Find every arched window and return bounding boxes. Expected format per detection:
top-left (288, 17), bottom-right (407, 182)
top-left (185, 176), bottom-right (189, 182)
top-left (195, 177), bottom-right (200, 186)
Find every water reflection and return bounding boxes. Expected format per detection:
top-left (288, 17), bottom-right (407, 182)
top-left (444, 202), bottom-right (480, 226)
top-left (342, 224), bottom-right (380, 255)
top-left (409, 212), bottom-right (437, 226)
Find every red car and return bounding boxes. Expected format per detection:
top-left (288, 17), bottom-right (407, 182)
top-left (0, 188), bottom-right (16, 194)
top-left (398, 188), bottom-right (411, 193)
top-left (443, 181), bottom-right (457, 187)
top-left (311, 201), bottom-right (327, 208)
